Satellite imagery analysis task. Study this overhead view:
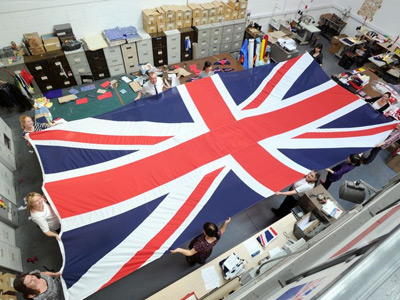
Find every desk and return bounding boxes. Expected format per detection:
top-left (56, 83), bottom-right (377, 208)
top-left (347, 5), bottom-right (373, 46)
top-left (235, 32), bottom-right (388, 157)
top-left (377, 42), bottom-right (400, 58)
top-left (335, 37), bottom-right (366, 59)
top-left (331, 69), bottom-right (381, 98)
top-left (295, 22), bottom-right (321, 45)
top-left (147, 214), bottom-right (297, 300)
top-left (368, 54), bottom-right (394, 68)
top-left (163, 53), bottom-right (243, 84)
top-left (298, 185), bottom-right (346, 224)
top-left (387, 67), bottom-right (400, 79)
top-left (319, 13), bottom-right (346, 40)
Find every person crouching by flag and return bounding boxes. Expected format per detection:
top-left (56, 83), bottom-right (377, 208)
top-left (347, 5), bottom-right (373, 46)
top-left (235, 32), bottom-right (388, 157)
top-left (171, 218), bottom-right (231, 265)
top-left (322, 154), bottom-right (362, 190)
top-left (272, 170), bottom-right (320, 218)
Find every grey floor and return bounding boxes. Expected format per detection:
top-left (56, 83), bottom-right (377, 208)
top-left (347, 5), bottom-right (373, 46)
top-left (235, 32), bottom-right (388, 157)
top-left (2, 36), bottom-right (398, 300)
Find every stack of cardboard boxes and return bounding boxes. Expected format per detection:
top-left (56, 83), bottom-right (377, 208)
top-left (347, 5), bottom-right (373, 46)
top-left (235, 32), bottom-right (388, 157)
top-left (23, 32), bottom-right (45, 55)
top-left (0, 272), bottom-right (17, 300)
top-left (142, 1), bottom-right (248, 34)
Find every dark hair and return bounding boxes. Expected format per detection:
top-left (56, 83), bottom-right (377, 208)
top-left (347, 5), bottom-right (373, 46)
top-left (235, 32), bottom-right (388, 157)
top-left (203, 222), bottom-right (220, 240)
top-left (14, 272), bottom-right (41, 299)
top-left (349, 154), bottom-right (361, 166)
top-left (203, 61), bottom-right (212, 71)
top-left (315, 43), bottom-right (323, 51)
top-left (384, 92), bottom-right (391, 98)
top-left (311, 169), bottom-right (321, 182)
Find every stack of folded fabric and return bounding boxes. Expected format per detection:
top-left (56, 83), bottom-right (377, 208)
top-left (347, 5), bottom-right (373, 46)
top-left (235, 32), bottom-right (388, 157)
top-left (103, 26), bottom-right (140, 46)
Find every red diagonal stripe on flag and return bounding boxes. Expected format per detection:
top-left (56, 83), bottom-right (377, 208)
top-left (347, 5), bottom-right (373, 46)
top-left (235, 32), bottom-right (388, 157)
top-left (45, 82), bottom-right (357, 219)
top-left (295, 123), bottom-right (397, 139)
top-left (243, 55), bottom-right (302, 110)
top-left (100, 167), bottom-right (224, 289)
top-left (30, 130), bottom-right (172, 145)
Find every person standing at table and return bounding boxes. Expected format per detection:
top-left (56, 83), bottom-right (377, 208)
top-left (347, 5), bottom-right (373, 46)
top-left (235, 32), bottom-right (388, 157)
top-left (309, 43), bottom-right (323, 66)
top-left (135, 70), bottom-right (169, 100)
top-left (198, 61), bottom-right (214, 79)
top-left (322, 154), bottom-right (361, 190)
top-left (272, 170), bottom-right (320, 217)
top-left (171, 218), bottom-right (231, 265)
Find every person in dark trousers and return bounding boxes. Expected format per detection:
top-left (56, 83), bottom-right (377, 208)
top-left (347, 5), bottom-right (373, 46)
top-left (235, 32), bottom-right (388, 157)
top-left (272, 170), bottom-right (320, 218)
top-left (171, 218), bottom-right (231, 265)
top-left (323, 154), bottom-right (361, 190)
top-left (364, 92), bottom-right (391, 113)
top-left (309, 43), bottom-right (323, 66)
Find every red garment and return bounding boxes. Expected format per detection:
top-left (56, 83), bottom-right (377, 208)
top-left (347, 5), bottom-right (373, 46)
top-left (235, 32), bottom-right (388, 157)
top-left (21, 69), bottom-right (34, 86)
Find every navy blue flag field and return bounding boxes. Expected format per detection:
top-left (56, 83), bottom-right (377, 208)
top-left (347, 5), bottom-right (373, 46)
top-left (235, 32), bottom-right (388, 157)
top-left (29, 53), bottom-right (397, 299)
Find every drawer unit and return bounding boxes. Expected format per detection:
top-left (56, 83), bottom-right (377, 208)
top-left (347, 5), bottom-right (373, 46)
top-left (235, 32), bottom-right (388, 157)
top-left (151, 32), bottom-right (168, 67)
top-left (209, 44), bottom-right (221, 55)
top-left (104, 46), bottom-right (125, 76)
top-left (222, 21), bottom-right (235, 35)
top-left (108, 65), bottom-right (125, 77)
top-left (85, 48), bottom-right (110, 81)
top-left (194, 24), bottom-right (213, 44)
top-left (136, 32), bottom-right (154, 65)
top-left (25, 50), bottom-right (76, 91)
top-left (231, 40), bottom-right (243, 51)
top-left (65, 48), bottom-right (93, 85)
top-left (0, 194), bottom-right (18, 228)
top-left (209, 35), bottom-right (222, 46)
top-left (165, 29), bottom-right (181, 65)
top-left (197, 46), bottom-right (209, 58)
top-left (121, 43), bottom-right (140, 73)
top-left (210, 23), bottom-right (223, 39)
top-left (74, 74), bottom-right (93, 85)
top-left (179, 27), bottom-right (195, 61)
top-left (221, 34), bottom-right (233, 44)
top-left (234, 19), bottom-right (246, 33)
top-left (0, 221), bottom-right (15, 246)
top-left (220, 42), bottom-right (232, 53)
top-left (232, 32), bottom-right (244, 43)
top-left (0, 241), bottom-right (22, 272)
top-left (70, 63), bottom-right (92, 75)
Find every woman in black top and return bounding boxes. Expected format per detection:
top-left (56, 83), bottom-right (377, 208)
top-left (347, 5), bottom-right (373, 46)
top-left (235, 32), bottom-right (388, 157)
top-left (310, 43), bottom-right (323, 66)
top-left (365, 92), bottom-right (391, 113)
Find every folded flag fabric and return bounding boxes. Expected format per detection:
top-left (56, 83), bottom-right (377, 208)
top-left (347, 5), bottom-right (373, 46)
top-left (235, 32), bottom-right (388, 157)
top-left (256, 227), bottom-right (278, 247)
top-left (97, 91), bottom-right (113, 100)
top-left (222, 68), bottom-right (235, 72)
top-left (100, 81), bottom-right (110, 88)
top-left (80, 84), bottom-right (96, 92)
top-left (76, 98), bottom-right (88, 105)
top-left (213, 67), bottom-right (222, 73)
top-left (214, 58), bottom-right (231, 65)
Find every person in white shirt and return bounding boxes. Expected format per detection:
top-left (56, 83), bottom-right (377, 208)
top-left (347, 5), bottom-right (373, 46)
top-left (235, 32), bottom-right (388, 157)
top-left (26, 192), bottom-right (60, 240)
top-left (271, 170), bottom-right (320, 217)
top-left (134, 71), bottom-right (169, 100)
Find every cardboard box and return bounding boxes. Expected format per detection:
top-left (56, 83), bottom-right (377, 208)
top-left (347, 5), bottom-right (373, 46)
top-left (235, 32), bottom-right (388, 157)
top-left (24, 32), bottom-right (42, 47)
top-left (29, 45), bottom-right (46, 55)
top-left (329, 34), bottom-right (348, 54)
top-left (228, 0), bottom-right (240, 11)
top-left (155, 7), bottom-right (166, 24)
top-left (200, 17), bottom-right (209, 25)
top-left (209, 15), bottom-right (217, 23)
top-left (192, 18), bottom-right (201, 26)
top-left (232, 10), bottom-right (239, 19)
top-left (293, 212), bottom-right (320, 240)
top-left (143, 23), bottom-right (157, 34)
top-left (387, 154), bottom-right (400, 172)
top-left (212, 1), bottom-right (224, 15)
top-left (0, 273), bottom-right (16, 294)
top-left (202, 3), bottom-right (216, 16)
top-left (239, 0), bottom-right (248, 10)
top-left (216, 15), bottom-right (224, 23)
top-left (54, 23), bottom-right (73, 37)
top-left (188, 3), bottom-right (202, 18)
top-left (200, 3), bottom-right (210, 18)
top-left (142, 9), bottom-right (159, 25)
top-left (181, 5), bottom-right (192, 19)
top-left (157, 22), bottom-right (166, 32)
top-left (166, 22), bottom-right (176, 31)
top-left (176, 20), bottom-right (184, 29)
top-left (183, 19), bottom-right (192, 28)
top-left (160, 5), bottom-right (176, 22)
top-left (43, 36), bottom-right (61, 52)
top-left (239, 9), bottom-right (246, 19)
top-left (173, 5), bottom-right (184, 20)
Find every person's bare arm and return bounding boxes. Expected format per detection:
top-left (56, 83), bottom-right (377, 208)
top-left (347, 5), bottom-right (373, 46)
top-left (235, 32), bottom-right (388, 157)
top-left (170, 247), bottom-right (197, 256)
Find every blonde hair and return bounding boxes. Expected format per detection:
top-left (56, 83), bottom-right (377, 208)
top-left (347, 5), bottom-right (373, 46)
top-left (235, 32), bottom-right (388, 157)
top-left (26, 192), bottom-right (42, 211)
top-left (19, 115), bottom-right (32, 130)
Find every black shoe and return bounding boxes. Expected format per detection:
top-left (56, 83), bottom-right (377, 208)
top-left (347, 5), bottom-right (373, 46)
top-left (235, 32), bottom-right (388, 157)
top-left (271, 208), bottom-right (279, 215)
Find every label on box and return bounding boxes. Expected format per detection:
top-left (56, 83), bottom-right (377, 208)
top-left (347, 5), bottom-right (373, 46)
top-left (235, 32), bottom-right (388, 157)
top-left (35, 66), bottom-right (43, 70)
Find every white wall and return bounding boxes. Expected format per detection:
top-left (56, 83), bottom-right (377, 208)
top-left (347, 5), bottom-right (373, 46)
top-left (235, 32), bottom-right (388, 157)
top-left (0, 0), bottom-right (398, 49)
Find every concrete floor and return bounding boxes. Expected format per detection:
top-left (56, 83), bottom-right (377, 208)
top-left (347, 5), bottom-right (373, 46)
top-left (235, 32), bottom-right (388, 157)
top-left (1, 36), bottom-right (398, 300)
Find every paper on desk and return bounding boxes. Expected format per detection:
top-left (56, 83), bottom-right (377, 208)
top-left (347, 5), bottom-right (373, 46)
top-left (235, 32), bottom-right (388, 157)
top-left (201, 266), bottom-right (221, 291)
top-left (243, 237), bottom-right (262, 257)
top-left (121, 76), bottom-right (132, 83)
top-left (97, 89), bottom-right (107, 94)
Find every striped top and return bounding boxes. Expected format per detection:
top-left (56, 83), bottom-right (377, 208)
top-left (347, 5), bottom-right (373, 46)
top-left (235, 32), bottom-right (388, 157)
top-left (22, 122), bottom-right (50, 138)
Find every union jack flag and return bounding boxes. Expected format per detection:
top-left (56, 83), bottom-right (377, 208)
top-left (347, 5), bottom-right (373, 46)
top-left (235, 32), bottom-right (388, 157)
top-left (29, 53), bottom-right (397, 299)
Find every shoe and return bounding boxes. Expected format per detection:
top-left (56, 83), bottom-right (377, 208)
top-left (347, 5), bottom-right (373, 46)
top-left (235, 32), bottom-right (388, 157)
top-left (271, 208), bottom-right (279, 215)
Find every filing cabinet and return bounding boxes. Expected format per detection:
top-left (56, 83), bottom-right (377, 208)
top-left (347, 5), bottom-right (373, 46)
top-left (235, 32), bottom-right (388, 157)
top-left (136, 32), bottom-right (154, 66)
top-left (121, 43), bottom-right (140, 73)
top-left (194, 24), bottom-right (213, 58)
top-left (165, 29), bottom-right (181, 65)
top-left (85, 48), bottom-right (110, 81)
top-left (179, 28), bottom-right (194, 61)
top-left (65, 48), bottom-right (93, 85)
top-left (25, 50), bottom-right (77, 91)
top-left (150, 32), bottom-right (168, 67)
top-left (104, 46), bottom-right (126, 77)
top-left (0, 118), bottom-right (16, 173)
top-left (0, 241), bottom-right (22, 272)
top-left (222, 21), bottom-right (235, 36)
top-left (0, 194), bottom-right (18, 228)
top-left (0, 162), bottom-right (16, 205)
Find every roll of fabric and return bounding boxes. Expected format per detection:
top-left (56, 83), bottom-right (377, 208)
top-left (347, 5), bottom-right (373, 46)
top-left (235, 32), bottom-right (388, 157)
top-left (254, 38), bottom-right (261, 67)
top-left (260, 38), bottom-right (266, 60)
top-left (248, 39), bottom-right (254, 68)
top-left (193, 42), bottom-right (198, 59)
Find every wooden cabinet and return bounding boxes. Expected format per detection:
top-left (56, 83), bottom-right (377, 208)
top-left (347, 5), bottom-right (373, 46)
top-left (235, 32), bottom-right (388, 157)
top-left (25, 50), bottom-right (76, 91)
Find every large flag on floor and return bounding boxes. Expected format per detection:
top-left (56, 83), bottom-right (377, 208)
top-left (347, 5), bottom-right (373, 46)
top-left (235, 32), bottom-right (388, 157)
top-left (29, 53), bottom-right (397, 299)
